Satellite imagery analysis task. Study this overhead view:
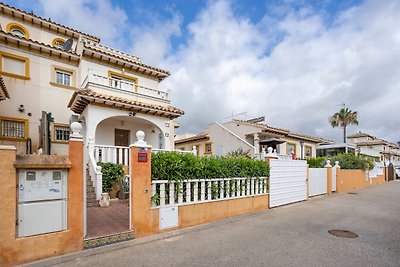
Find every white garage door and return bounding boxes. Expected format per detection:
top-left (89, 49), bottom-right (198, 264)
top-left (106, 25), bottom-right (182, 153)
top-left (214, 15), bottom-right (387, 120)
top-left (269, 159), bottom-right (307, 208)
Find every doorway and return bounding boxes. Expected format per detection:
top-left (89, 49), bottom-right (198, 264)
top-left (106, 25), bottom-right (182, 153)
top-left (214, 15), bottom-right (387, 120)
top-left (115, 129), bottom-right (130, 147)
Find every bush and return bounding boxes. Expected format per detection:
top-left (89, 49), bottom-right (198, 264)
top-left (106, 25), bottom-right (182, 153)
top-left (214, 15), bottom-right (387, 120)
top-left (97, 162), bottom-right (125, 192)
top-left (151, 152), bottom-right (269, 181)
top-left (307, 154), bottom-right (374, 170)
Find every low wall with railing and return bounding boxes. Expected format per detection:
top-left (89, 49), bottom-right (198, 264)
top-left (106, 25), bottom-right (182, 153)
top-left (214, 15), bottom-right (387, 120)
top-left (142, 177), bottom-right (269, 235)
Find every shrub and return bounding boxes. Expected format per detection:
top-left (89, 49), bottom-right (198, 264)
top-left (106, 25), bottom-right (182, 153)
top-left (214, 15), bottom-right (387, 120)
top-left (307, 154), bottom-right (374, 170)
top-left (97, 162), bottom-right (125, 192)
top-left (151, 152), bottom-right (269, 181)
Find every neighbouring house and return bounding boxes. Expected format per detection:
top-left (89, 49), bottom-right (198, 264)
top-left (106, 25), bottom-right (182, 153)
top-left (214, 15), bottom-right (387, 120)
top-left (316, 143), bottom-right (357, 157)
top-left (347, 131), bottom-right (400, 167)
top-left (175, 117), bottom-right (331, 159)
top-left (0, 2), bottom-right (184, 157)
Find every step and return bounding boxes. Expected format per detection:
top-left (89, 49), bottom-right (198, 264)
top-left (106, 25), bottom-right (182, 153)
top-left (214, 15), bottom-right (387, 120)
top-left (83, 231), bottom-right (134, 249)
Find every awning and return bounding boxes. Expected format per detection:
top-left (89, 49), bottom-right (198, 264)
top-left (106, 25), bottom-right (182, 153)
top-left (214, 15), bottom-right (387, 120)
top-left (259, 137), bottom-right (286, 146)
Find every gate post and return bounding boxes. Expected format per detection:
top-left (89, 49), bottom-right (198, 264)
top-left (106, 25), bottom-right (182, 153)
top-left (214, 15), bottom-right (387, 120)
top-left (129, 131), bottom-right (153, 237)
top-left (325, 160), bottom-right (332, 195)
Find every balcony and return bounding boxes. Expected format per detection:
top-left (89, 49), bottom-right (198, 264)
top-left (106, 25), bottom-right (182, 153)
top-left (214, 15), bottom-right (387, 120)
top-left (81, 72), bottom-right (170, 104)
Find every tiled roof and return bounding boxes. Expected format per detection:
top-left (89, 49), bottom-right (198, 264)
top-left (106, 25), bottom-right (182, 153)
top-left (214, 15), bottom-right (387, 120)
top-left (1, 2), bottom-right (100, 41)
top-left (175, 133), bottom-right (210, 145)
top-left (347, 132), bottom-right (374, 139)
top-left (68, 89), bottom-right (184, 119)
top-left (83, 40), bottom-right (170, 79)
top-left (356, 139), bottom-right (398, 148)
top-left (0, 30), bottom-right (80, 58)
top-left (0, 75), bottom-right (10, 101)
top-left (233, 119), bottom-right (332, 144)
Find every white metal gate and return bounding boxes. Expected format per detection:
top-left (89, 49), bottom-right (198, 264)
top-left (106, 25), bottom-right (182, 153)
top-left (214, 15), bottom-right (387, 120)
top-left (308, 168), bottom-right (327, 197)
top-left (332, 166), bottom-right (337, 192)
top-left (269, 159), bottom-right (307, 207)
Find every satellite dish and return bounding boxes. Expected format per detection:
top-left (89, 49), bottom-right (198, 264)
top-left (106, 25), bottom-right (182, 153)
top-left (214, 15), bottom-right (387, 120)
top-left (62, 38), bottom-right (73, 51)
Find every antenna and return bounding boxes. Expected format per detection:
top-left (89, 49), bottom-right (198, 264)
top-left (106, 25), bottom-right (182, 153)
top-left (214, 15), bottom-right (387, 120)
top-left (62, 38), bottom-right (73, 51)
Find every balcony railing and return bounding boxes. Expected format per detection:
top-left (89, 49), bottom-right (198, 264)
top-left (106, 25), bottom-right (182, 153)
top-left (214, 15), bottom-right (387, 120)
top-left (82, 72), bottom-right (170, 103)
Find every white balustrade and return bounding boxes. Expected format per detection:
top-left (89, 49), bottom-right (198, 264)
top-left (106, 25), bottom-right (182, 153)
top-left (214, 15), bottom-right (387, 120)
top-left (94, 145), bottom-right (130, 166)
top-left (83, 72), bottom-right (170, 101)
top-left (151, 177), bottom-right (268, 208)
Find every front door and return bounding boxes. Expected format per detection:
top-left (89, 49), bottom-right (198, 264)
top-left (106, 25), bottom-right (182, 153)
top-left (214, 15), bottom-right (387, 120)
top-left (115, 129), bottom-right (130, 166)
top-left (115, 129), bottom-right (130, 147)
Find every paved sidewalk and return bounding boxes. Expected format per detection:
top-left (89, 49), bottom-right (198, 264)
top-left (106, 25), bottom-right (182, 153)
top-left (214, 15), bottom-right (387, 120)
top-left (25, 181), bottom-right (400, 267)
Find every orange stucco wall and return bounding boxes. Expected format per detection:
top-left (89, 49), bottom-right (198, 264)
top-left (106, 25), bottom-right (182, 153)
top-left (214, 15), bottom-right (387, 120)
top-left (0, 141), bottom-right (84, 266)
top-left (336, 169), bottom-right (385, 193)
top-left (178, 195), bottom-right (269, 228)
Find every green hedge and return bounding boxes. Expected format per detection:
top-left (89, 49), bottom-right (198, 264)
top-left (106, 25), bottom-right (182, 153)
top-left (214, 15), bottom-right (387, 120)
top-left (307, 153), bottom-right (374, 170)
top-left (97, 162), bottom-right (125, 192)
top-left (151, 152), bottom-right (269, 181)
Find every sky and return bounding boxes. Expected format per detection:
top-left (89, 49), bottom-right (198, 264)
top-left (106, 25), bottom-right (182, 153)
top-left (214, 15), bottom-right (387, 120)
top-left (6, 0), bottom-right (400, 143)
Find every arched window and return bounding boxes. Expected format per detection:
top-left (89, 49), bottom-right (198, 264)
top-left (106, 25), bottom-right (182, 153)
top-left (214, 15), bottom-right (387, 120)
top-left (52, 38), bottom-right (66, 49)
top-left (6, 23), bottom-right (30, 39)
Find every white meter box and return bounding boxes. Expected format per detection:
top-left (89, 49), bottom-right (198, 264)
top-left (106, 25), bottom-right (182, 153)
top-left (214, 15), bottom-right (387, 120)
top-left (159, 206), bottom-right (178, 230)
top-left (18, 169), bottom-right (68, 237)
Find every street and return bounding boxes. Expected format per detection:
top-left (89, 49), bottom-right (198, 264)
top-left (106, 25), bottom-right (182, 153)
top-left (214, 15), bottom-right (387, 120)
top-left (28, 181), bottom-right (400, 267)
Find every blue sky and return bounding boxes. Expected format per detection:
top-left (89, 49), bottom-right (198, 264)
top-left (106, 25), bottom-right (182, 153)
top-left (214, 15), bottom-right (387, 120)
top-left (5, 0), bottom-right (400, 143)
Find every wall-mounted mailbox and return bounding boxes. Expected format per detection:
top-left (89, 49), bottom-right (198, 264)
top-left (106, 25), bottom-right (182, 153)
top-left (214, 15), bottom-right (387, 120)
top-left (138, 147), bottom-right (148, 163)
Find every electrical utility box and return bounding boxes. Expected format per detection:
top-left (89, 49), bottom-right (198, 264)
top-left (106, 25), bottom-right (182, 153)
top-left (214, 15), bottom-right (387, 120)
top-left (18, 169), bottom-right (68, 237)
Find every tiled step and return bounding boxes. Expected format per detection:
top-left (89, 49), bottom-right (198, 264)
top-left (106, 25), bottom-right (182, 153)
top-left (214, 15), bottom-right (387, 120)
top-left (83, 231), bottom-right (134, 249)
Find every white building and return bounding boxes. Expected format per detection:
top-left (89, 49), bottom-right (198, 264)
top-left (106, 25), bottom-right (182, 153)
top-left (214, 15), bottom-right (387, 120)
top-left (0, 3), bottom-right (183, 155)
top-left (0, 3), bottom-right (184, 201)
top-left (347, 131), bottom-right (400, 167)
top-left (175, 118), bottom-right (331, 159)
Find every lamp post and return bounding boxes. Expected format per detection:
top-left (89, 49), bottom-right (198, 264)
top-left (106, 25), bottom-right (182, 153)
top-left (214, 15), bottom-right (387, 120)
top-left (300, 140), bottom-right (304, 160)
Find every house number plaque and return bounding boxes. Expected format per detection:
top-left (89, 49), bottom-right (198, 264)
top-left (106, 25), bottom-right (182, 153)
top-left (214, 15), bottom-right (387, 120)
top-left (138, 147), bottom-right (148, 163)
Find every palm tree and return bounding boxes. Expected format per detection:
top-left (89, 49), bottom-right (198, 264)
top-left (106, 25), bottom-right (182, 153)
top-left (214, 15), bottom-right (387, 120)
top-left (329, 107), bottom-right (359, 143)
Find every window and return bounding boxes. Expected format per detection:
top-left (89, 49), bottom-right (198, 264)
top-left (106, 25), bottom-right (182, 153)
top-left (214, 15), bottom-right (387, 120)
top-left (108, 71), bottom-right (138, 92)
top-left (51, 66), bottom-right (75, 88)
top-left (0, 52), bottom-right (30, 79)
top-left (205, 143), bottom-right (212, 154)
top-left (286, 143), bottom-right (296, 156)
top-left (52, 38), bottom-right (65, 49)
top-left (52, 123), bottom-right (70, 142)
top-left (6, 23), bottom-right (30, 39)
top-left (0, 117), bottom-right (28, 140)
top-left (56, 70), bottom-right (72, 86)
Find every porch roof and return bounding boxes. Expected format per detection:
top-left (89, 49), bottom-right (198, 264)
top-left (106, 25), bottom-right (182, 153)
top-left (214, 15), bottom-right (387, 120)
top-left (68, 89), bottom-right (184, 119)
top-left (0, 75), bottom-right (10, 101)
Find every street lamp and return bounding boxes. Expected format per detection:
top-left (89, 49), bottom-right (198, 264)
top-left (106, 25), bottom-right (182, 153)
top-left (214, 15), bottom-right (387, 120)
top-left (300, 140), bottom-right (304, 160)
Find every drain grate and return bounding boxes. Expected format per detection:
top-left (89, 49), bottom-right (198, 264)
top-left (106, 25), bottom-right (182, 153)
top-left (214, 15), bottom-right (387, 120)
top-left (348, 192), bottom-right (358, 195)
top-left (328, 229), bottom-right (358, 238)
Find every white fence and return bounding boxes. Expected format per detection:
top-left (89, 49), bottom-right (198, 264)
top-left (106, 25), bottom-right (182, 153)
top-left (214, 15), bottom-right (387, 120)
top-left (94, 145), bottom-right (130, 166)
top-left (309, 168), bottom-right (327, 197)
top-left (152, 149), bottom-right (194, 155)
top-left (151, 177), bottom-right (268, 208)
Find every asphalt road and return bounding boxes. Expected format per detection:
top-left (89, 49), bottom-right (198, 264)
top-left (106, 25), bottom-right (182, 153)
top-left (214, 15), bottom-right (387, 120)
top-left (30, 181), bottom-right (400, 267)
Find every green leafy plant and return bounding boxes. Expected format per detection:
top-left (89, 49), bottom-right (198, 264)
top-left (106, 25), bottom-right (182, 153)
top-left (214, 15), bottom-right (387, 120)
top-left (97, 162), bottom-right (125, 193)
top-left (307, 154), bottom-right (374, 170)
top-left (151, 152), bottom-right (269, 181)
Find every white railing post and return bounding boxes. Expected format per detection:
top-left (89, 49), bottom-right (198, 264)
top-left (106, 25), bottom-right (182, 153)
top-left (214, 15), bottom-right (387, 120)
top-left (95, 165), bottom-right (102, 200)
top-left (88, 136), bottom-right (103, 200)
top-left (186, 181), bottom-right (191, 203)
top-left (200, 181), bottom-right (206, 201)
top-left (169, 182), bottom-right (175, 205)
top-left (160, 183), bottom-right (166, 206)
top-left (192, 146), bottom-right (197, 156)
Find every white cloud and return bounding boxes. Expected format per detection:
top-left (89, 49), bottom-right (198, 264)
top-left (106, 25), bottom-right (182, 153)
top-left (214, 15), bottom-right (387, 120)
top-left (128, 11), bottom-right (182, 66)
top-left (164, 0), bottom-right (400, 143)
top-left (37, 0), bottom-right (128, 47)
